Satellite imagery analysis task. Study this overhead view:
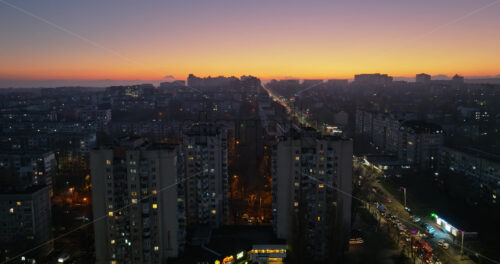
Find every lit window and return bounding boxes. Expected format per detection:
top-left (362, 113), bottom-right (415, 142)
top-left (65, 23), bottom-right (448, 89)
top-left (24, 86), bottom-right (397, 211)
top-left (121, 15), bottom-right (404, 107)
top-left (317, 216), bottom-right (321, 221)
top-left (131, 192), bottom-right (137, 197)
top-left (295, 156), bottom-right (300, 161)
top-left (9, 208), bottom-right (14, 213)
top-left (106, 160), bottom-right (111, 165)
top-left (154, 246), bottom-right (159, 251)
top-left (188, 156), bottom-right (194, 160)
top-left (294, 182), bottom-right (299, 187)
top-left (131, 199), bottom-right (138, 204)
top-left (130, 169), bottom-right (136, 174)
top-left (294, 202), bottom-right (299, 207)
top-left (318, 184), bottom-right (324, 189)
top-left (152, 190), bottom-right (157, 195)
top-left (152, 204), bottom-right (158, 209)
top-left (108, 212), bottom-right (114, 216)
top-left (111, 240), bottom-right (115, 244)
top-left (211, 210), bottom-right (216, 214)
top-left (16, 201), bottom-right (21, 206)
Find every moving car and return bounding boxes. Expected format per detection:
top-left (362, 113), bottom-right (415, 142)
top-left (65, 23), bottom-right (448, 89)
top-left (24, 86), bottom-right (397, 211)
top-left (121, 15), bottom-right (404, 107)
top-left (57, 252), bottom-right (70, 263)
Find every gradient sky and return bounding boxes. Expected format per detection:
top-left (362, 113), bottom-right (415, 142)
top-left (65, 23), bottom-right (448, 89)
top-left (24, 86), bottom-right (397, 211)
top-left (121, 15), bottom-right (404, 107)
top-left (1, 0), bottom-right (500, 86)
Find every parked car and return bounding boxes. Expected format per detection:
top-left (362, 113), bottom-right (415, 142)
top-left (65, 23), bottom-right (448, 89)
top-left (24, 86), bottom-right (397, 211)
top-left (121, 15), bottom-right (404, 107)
top-left (437, 240), bottom-right (449, 249)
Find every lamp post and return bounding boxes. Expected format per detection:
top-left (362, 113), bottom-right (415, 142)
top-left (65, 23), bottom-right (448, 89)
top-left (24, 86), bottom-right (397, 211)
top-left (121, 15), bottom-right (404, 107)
top-left (402, 187), bottom-right (407, 208)
top-left (460, 230), bottom-right (465, 258)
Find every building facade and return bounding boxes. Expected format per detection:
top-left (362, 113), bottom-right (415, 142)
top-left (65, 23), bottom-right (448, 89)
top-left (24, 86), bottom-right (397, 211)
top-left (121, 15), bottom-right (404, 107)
top-left (272, 128), bottom-right (352, 262)
top-left (183, 123), bottom-right (228, 229)
top-left (0, 185), bottom-right (52, 261)
top-left (91, 137), bottom-right (186, 264)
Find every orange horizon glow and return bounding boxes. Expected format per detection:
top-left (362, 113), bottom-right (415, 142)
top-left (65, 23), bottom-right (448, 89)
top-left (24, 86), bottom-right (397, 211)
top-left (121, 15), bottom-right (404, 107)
top-left (1, 0), bottom-right (500, 84)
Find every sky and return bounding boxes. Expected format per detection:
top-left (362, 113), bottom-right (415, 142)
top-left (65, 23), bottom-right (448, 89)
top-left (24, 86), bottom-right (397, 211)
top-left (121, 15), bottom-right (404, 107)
top-left (1, 0), bottom-right (500, 87)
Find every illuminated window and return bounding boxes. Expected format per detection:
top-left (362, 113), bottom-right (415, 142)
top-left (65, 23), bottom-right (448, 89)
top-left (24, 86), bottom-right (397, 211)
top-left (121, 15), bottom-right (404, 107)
top-left (211, 210), bottom-right (216, 214)
top-left (295, 156), bottom-right (300, 161)
top-left (106, 160), bottom-right (111, 165)
top-left (154, 246), bottom-right (159, 251)
top-left (294, 202), bottom-right (299, 207)
top-left (108, 212), bottom-right (114, 216)
top-left (131, 192), bottom-right (137, 197)
top-left (16, 201), bottom-right (21, 206)
top-left (131, 199), bottom-right (138, 204)
top-left (152, 204), bottom-right (158, 209)
top-left (318, 184), bottom-right (324, 189)
top-left (317, 216), bottom-right (321, 221)
top-left (110, 240), bottom-right (115, 244)
top-left (151, 190), bottom-right (157, 195)
top-left (9, 208), bottom-right (14, 213)
top-left (294, 182), bottom-right (299, 187)
top-left (130, 169), bottom-right (137, 174)
top-left (408, 141), bottom-right (414, 145)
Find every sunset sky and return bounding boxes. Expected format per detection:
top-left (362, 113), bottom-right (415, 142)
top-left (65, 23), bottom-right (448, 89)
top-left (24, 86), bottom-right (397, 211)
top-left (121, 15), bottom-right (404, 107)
top-left (1, 0), bottom-right (500, 86)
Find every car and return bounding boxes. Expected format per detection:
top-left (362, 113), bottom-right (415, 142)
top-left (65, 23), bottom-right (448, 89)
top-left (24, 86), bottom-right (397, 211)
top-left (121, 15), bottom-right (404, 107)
top-left (349, 238), bottom-right (364, 245)
top-left (58, 252), bottom-right (70, 263)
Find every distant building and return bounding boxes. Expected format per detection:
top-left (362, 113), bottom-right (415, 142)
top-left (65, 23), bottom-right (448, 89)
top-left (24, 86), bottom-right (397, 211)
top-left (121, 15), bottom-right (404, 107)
top-left (0, 150), bottom-right (56, 193)
top-left (272, 127), bottom-right (352, 262)
top-left (354, 73), bottom-right (393, 85)
top-left (90, 137), bottom-right (186, 264)
top-left (183, 123), bottom-right (228, 229)
top-left (159, 80), bottom-right (186, 88)
top-left (416, 73), bottom-right (431, 83)
top-left (0, 185), bottom-right (52, 260)
top-left (356, 109), bottom-right (443, 170)
top-left (440, 146), bottom-right (500, 204)
top-left (399, 120), bottom-right (443, 170)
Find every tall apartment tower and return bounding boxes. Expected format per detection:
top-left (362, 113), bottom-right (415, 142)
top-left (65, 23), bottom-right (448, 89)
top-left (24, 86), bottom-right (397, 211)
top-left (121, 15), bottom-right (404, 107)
top-left (272, 127), bottom-right (353, 262)
top-left (0, 185), bottom-right (53, 261)
top-left (91, 137), bottom-right (186, 264)
top-left (183, 123), bottom-right (228, 229)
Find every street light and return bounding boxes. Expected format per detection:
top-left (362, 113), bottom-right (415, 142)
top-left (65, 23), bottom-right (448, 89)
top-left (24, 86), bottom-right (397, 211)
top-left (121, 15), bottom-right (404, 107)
top-left (402, 187), bottom-right (407, 208)
top-left (460, 230), bottom-right (465, 258)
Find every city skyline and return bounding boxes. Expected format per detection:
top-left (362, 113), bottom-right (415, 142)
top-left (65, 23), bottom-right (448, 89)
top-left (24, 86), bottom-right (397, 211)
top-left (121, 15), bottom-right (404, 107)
top-left (1, 0), bottom-right (500, 86)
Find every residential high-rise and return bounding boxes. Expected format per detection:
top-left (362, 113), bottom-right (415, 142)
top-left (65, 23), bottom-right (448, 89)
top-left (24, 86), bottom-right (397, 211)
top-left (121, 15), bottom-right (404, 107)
top-left (0, 150), bottom-right (56, 194)
top-left (90, 137), bottom-right (186, 264)
top-left (183, 123), bottom-right (228, 229)
top-left (0, 185), bottom-right (52, 261)
top-left (271, 127), bottom-right (353, 262)
top-left (399, 120), bottom-right (443, 170)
